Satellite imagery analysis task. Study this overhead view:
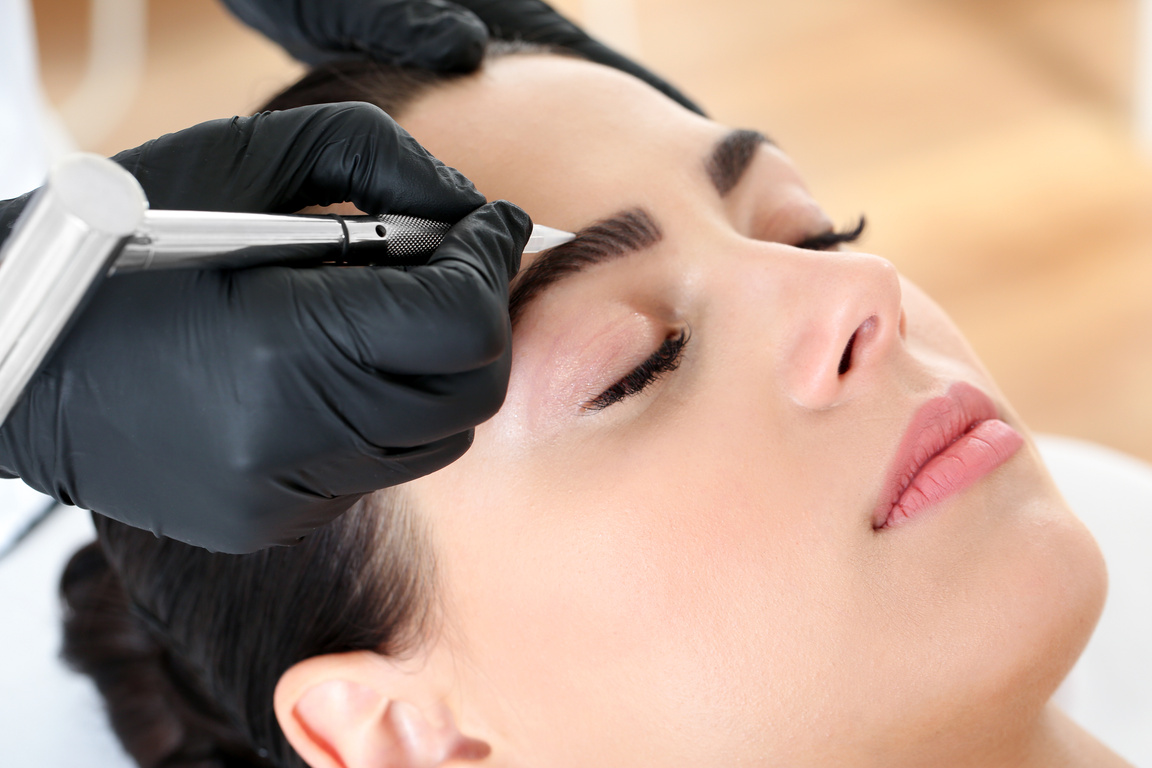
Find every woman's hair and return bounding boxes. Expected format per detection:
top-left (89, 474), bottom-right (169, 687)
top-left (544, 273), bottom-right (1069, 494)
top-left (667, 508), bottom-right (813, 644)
top-left (58, 45), bottom-right (556, 768)
top-left (61, 495), bottom-right (430, 768)
top-left (259, 40), bottom-right (558, 118)
top-left (259, 58), bottom-right (462, 117)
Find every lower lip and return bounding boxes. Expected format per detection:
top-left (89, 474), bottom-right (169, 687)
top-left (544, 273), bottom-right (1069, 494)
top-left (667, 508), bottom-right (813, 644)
top-left (881, 419), bottom-right (1024, 529)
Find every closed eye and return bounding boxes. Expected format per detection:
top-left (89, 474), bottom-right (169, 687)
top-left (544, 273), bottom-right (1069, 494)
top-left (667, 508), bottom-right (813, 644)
top-left (795, 216), bottom-right (866, 251)
top-left (582, 330), bottom-right (690, 411)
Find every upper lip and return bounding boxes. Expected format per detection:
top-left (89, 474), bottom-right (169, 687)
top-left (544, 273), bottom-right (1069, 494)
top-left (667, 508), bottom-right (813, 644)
top-left (871, 382), bottom-right (1001, 528)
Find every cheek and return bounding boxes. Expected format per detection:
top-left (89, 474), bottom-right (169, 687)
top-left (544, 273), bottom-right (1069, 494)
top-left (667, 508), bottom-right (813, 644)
top-left (422, 407), bottom-right (877, 761)
top-left (901, 278), bottom-right (994, 378)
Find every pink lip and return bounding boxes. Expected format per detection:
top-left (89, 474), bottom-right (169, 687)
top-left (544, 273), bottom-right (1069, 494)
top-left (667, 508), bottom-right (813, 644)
top-left (873, 382), bottom-right (1024, 529)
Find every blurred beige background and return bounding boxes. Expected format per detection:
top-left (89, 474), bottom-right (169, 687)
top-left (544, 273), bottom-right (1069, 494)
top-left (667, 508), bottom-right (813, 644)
top-left (29, 0), bottom-right (1152, 463)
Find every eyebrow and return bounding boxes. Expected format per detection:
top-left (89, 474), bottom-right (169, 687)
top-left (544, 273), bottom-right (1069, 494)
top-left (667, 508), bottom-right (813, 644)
top-left (506, 130), bottom-right (767, 324)
top-left (508, 208), bottom-right (663, 325)
top-left (706, 129), bottom-right (770, 196)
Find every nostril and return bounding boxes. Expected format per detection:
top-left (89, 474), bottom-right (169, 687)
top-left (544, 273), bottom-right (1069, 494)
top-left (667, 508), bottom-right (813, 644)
top-left (838, 316), bottom-right (879, 376)
top-left (838, 331), bottom-right (857, 376)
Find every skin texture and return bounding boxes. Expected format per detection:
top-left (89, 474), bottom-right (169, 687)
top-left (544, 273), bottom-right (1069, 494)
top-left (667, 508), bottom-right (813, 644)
top-left (281, 55), bottom-right (1120, 767)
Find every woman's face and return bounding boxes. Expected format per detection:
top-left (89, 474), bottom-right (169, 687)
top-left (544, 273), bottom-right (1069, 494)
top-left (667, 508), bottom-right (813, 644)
top-left (391, 55), bottom-right (1106, 766)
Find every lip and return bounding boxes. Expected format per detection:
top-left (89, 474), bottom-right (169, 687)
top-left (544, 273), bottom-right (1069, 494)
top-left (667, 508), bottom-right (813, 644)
top-left (873, 382), bottom-right (1024, 529)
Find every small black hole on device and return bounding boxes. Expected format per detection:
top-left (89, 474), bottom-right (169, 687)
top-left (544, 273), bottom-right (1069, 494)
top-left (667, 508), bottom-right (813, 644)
top-left (375, 225), bottom-right (387, 238)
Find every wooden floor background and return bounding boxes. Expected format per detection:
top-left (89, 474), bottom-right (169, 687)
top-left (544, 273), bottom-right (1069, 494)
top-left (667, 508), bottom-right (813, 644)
top-left (30, 0), bottom-right (1152, 464)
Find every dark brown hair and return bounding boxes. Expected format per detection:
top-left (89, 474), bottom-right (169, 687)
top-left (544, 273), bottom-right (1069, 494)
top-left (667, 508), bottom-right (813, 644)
top-left (259, 58), bottom-right (463, 117)
top-left (61, 494), bottom-right (429, 768)
top-left (258, 40), bottom-right (558, 118)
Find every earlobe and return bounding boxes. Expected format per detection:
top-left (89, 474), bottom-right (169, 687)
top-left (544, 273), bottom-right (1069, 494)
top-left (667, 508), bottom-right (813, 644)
top-left (274, 651), bottom-right (490, 768)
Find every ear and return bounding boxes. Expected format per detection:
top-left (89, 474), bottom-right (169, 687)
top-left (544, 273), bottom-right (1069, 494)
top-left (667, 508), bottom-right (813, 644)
top-left (274, 650), bottom-right (490, 768)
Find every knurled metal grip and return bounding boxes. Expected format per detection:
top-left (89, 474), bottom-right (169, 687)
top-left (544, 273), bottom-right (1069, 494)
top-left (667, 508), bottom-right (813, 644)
top-left (0, 154), bottom-right (147, 425)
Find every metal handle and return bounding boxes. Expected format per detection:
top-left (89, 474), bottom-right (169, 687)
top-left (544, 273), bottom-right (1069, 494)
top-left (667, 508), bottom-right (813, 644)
top-left (114, 211), bottom-right (451, 272)
top-left (0, 154), bottom-right (147, 424)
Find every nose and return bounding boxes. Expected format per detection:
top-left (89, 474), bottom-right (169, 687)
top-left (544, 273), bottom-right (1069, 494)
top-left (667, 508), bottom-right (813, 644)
top-left (764, 246), bottom-right (904, 410)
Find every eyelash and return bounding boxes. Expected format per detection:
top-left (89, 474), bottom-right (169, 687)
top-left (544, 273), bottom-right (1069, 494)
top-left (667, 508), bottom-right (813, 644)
top-left (794, 216), bottom-right (867, 251)
top-left (583, 329), bottom-right (690, 411)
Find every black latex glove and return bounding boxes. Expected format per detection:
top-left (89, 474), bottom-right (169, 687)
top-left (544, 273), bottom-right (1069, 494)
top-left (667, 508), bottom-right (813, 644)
top-left (0, 102), bottom-right (531, 553)
top-left (220, 0), bottom-right (705, 114)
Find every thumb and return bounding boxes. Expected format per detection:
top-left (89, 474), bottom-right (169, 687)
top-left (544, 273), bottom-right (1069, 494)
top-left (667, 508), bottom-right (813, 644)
top-left (297, 102), bottom-right (489, 221)
top-left (320, 0), bottom-right (489, 71)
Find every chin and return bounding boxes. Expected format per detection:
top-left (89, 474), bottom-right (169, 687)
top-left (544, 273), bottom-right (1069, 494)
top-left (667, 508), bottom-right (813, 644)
top-left (1022, 467), bottom-right (1108, 689)
top-left (868, 443), bottom-right (1107, 758)
top-left (953, 449), bottom-right (1107, 741)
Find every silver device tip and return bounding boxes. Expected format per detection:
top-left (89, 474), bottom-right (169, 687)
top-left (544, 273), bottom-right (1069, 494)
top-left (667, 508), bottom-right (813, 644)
top-left (525, 224), bottom-right (576, 253)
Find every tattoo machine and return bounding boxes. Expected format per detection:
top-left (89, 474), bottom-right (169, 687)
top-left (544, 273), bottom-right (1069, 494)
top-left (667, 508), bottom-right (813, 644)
top-left (0, 153), bottom-right (574, 423)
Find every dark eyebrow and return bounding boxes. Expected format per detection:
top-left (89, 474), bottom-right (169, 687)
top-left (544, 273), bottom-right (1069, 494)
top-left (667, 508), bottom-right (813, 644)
top-left (707, 129), bottom-right (770, 196)
top-left (508, 208), bottom-right (663, 325)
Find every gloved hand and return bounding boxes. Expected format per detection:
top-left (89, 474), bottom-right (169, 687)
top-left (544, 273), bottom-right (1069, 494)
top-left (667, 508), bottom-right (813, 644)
top-left (220, 0), bottom-right (705, 114)
top-left (0, 102), bottom-right (531, 553)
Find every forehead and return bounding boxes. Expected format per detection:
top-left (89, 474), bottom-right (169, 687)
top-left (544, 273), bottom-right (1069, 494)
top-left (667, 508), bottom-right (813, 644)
top-left (397, 54), bottom-right (725, 233)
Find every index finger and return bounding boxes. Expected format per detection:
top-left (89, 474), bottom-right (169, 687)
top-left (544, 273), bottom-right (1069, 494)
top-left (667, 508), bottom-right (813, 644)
top-left (300, 200), bottom-right (531, 376)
